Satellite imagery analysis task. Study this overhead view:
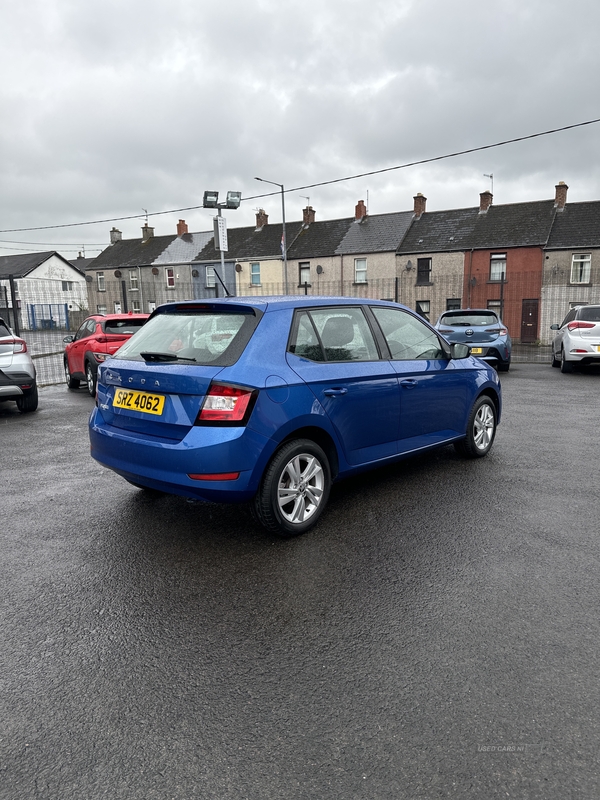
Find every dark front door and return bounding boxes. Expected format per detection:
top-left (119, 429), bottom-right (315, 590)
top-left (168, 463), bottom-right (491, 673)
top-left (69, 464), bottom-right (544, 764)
top-left (521, 299), bottom-right (539, 343)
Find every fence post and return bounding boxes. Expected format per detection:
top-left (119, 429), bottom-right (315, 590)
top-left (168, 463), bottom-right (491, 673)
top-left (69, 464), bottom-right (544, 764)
top-left (8, 275), bottom-right (20, 337)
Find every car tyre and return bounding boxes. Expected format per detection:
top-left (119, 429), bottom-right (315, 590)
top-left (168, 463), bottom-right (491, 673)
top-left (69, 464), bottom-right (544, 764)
top-left (551, 350), bottom-right (560, 368)
top-left (65, 359), bottom-right (80, 389)
top-left (454, 395), bottom-right (497, 459)
top-left (253, 439), bottom-right (331, 537)
top-left (85, 361), bottom-right (97, 397)
top-left (497, 360), bottom-right (511, 372)
top-left (16, 385), bottom-right (38, 413)
top-left (560, 347), bottom-right (574, 373)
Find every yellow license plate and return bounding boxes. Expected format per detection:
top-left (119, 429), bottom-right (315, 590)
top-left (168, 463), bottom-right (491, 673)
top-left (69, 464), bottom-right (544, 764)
top-left (470, 347), bottom-right (483, 354)
top-left (113, 388), bottom-right (165, 415)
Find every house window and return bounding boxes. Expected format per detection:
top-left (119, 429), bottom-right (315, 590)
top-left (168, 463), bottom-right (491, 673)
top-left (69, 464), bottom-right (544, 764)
top-left (250, 263), bottom-right (261, 285)
top-left (490, 253), bottom-right (507, 281)
top-left (206, 266), bottom-right (216, 288)
top-left (446, 298), bottom-right (461, 311)
top-left (354, 258), bottom-right (367, 283)
top-left (129, 269), bottom-right (138, 290)
top-left (571, 254), bottom-right (591, 284)
top-left (166, 268), bottom-right (175, 289)
top-left (416, 258), bottom-right (432, 285)
top-left (131, 300), bottom-right (141, 313)
top-left (299, 262), bottom-right (310, 286)
top-left (487, 300), bottom-right (503, 319)
top-left (416, 300), bottom-right (430, 320)
top-left (97, 272), bottom-right (105, 292)
top-left (97, 304), bottom-right (107, 314)
top-left (61, 281), bottom-right (74, 291)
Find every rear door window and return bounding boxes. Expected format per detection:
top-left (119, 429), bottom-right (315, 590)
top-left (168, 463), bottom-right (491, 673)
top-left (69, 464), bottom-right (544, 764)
top-left (288, 307), bottom-right (380, 362)
top-left (372, 307), bottom-right (445, 360)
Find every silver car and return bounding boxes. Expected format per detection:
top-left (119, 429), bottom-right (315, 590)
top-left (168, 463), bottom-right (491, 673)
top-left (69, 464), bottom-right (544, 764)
top-left (0, 317), bottom-right (38, 412)
top-left (551, 304), bottom-right (600, 373)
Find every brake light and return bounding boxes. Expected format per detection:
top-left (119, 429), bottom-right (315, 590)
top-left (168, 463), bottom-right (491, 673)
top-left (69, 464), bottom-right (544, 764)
top-left (9, 339), bottom-right (27, 353)
top-left (197, 382), bottom-right (256, 423)
top-left (568, 321), bottom-right (596, 331)
top-left (438, 328), bottom-right (454, 334)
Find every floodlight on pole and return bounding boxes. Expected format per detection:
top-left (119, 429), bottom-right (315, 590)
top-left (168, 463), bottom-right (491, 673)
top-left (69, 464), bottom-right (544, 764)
top-left (254, 176), bottom-right (288, 294)
top-left (201, 188), bottom-right (242, 297)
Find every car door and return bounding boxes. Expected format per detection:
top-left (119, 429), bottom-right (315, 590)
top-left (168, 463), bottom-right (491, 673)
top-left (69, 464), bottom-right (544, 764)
top-left (286, 306), bottom-right (400, 466)
top-left (370, 306), bottom-right (470, 453)
top-left (69, 319), bottom-right (97, 374)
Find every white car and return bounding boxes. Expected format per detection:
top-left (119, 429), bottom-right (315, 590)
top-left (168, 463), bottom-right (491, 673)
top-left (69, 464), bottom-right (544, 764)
top-left (551, 305), bottom-right (600, 373)
top-left (0, 317), bottom-right (38, 412)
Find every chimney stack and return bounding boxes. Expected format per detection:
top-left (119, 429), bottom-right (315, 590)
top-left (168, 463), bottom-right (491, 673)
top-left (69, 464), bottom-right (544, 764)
top-left (110, 227), bottom-right (122, 245)
top-left (413, 193), bottom-right (427, 218)
top-left (554, 181), bottom-right (568, 210)
top-left (303, 206), bottom-right (316, 225)
top-left (355, 199), bottom-right (367, 221)
top-left (255, 209), bottom-right (269, 229)
top-left (177, 219), bottom-right (189, 236)
top-left (141, 224), bottom-right (154, 242)
top-left (479, 191), bottom-right (493, 213)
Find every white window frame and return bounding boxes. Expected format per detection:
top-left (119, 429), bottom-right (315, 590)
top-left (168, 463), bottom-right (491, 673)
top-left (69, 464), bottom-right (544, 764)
top-left (299, 262), bottom-right (310, 286)
top-left (131, 300), bottom-right (142, 313)
top-left (129, 269), bottom-right (139, 290)
top-left (97, 272), bottom-right (105, 292)
top-left (570, 253), bottom-right (591, 284)
top-left (206, 266), bottom-right (216, 288)
top-left (490, 254), bottom-right (507, 282)
top-left (416, 300), bottom-right (430, 320)
top-left (166, 268), bottom-right (175, 289)
top-left (354, 258), bottom-right (367, 284)
top-left (97, 304), bottom-right (107, 314)
top-left (250, 262), bottom-right (261, 286)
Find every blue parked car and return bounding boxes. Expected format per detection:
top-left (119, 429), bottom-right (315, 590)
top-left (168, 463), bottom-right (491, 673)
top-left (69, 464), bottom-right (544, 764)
top-left (435, 308), bottom-right (512, 372)
top-left (89, 297), bottom-right (501, 536)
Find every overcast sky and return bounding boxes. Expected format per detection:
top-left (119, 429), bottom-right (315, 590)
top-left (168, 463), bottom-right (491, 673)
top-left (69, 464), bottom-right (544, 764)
top-left (1, 0), bottom-right (599, 258)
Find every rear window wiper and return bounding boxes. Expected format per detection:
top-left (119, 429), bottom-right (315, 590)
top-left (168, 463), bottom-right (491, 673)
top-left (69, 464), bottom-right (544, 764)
top-left (140, 351), bottom-right (197, 362)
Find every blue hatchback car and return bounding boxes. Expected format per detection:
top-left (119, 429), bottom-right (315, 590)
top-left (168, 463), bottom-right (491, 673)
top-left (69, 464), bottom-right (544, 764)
top-left (435, 308), bottom-right (512, 371)
top-left (89, 297), bottom-right (501, 536)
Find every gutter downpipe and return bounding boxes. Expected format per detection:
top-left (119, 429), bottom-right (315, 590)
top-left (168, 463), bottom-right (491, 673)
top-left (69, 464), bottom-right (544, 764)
top-left (467, 249), bottom-right (474, 307)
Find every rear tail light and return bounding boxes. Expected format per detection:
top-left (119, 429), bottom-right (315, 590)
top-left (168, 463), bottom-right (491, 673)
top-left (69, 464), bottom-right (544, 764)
top-left (568, 321), bottom-right (596, 331)
top-left (197, 382), bottom-right (257, 425)
top-left (8, 339), bottom-right (27, 353)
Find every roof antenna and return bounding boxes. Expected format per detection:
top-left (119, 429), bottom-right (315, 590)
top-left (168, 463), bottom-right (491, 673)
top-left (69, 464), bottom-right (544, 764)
top-left (301, 195), bottom-right (310, 207)
top-left (142, 208), bottom-right (149, 225)
top-left (483, 174), bottom-right (494, 194)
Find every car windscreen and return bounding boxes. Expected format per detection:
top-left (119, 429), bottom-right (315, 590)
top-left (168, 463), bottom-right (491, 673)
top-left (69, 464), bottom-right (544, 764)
top-left (440, 312), bottom-right (498, 327)
top-left (114, 309), bottom-right (259, 366)
top-left (103, 319), bottom-right (147, 335)
top-left (578, 307), bottom-right (600, 322)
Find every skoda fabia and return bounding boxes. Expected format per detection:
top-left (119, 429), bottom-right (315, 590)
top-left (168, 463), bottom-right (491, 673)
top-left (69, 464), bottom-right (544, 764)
top-left (89, 297), bottom-right (502, 536)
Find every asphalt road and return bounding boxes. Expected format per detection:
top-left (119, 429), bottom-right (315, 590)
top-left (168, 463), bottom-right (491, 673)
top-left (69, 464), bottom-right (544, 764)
top-left (2, 364), bottom-right (600, 800)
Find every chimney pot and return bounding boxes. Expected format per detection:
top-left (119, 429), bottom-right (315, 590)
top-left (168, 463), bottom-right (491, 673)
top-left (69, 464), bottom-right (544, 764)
top-left (177, 219), bottom-right (189, 236)
top-left (255, 209), bottom-right (269, 229)
top-left (110, 227), bottom-right (122, 245)
top-left (413, 193), bottom-right (427, 218)
top-left (554, 181), bottom-right (569, 210)
top-left (355, 200), bottom-right (367, 221)
top-left (479, 191), bottom-right (493, 213)
top-left (303, 206), bottom-right (316, 225)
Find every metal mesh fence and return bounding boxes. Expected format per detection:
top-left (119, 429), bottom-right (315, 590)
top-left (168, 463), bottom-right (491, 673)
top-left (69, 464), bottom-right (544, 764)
top-left (5, 274), bottom-right (564, 386)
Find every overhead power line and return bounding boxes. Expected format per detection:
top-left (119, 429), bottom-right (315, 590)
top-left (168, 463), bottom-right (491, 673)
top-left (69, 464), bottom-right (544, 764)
top-left (1, 116), bottom-right (598, 235)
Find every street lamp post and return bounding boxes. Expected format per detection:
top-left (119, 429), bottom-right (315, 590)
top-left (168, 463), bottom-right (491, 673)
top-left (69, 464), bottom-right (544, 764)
top-left (202, 190), bottom-right (241, 297)
top-left (254, 177), bottom-right (288, 294)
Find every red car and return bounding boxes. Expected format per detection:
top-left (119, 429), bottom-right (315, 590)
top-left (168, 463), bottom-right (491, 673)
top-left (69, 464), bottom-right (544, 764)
top-left (63, 313), bottom-right (149, 396)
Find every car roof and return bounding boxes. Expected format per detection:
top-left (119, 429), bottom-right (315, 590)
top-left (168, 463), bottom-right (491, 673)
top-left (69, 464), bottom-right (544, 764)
top-left (152, 296), bottom-right (412, 316)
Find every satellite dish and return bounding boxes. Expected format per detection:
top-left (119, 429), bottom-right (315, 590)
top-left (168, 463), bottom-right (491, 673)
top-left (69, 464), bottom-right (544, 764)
top-left (191, 269), bottom-right (199, 278)
top-left (114, 269), bottom-right (122, 278)
top-left (316, 265), bottom-right (323, 275)
top-left (235, 263), bottom-right (243, 273)
top-left (151, 267), bottom-right (159, 276)
top-left (85, 275), bottom-right (93, 283)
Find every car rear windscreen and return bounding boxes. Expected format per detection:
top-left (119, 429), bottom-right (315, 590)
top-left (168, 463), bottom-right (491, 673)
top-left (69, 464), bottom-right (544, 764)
top-left (441, 313), bottom-right (498, 326)
top-left (114, 310), bottom-right (259, 366)
top-left (104, 319), bottom-right (147, 334)
top-left (578, 307), bottom-right (600, 322)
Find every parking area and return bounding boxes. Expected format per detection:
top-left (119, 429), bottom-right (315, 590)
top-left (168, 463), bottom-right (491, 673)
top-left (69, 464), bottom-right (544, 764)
top-left (2, 363), bottom-right (600, 799)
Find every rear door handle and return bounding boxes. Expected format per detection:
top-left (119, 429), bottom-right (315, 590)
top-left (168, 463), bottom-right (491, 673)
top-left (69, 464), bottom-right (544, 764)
top-left (400, 379), bottom-right (418, 389)
top-left (323, 387), bottom-right (348, 396)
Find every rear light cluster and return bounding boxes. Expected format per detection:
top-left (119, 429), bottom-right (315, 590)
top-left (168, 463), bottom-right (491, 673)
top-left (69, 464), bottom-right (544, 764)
top-left (568, 321), bottom-right (596, 331)
top-left (197, 382), bottom-right (256, 424)
top-left (7, 339), bottom-right (27, 353)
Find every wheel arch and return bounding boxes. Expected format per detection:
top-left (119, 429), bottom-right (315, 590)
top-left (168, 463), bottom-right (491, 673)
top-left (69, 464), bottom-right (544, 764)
top-left (277, 426), bottom-right (340, 480)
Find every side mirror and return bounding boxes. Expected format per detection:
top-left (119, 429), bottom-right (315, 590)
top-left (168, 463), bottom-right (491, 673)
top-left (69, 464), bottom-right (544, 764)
top-left (63, 335), bottom-right (74, 343)
top-left (550, 324), bottom-right (559, 330)
top-left (451, 342), bottom-right (470, 359)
